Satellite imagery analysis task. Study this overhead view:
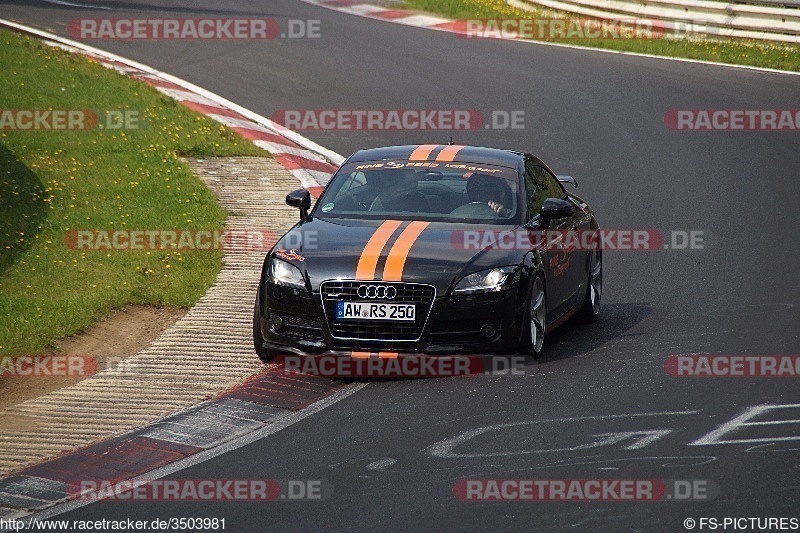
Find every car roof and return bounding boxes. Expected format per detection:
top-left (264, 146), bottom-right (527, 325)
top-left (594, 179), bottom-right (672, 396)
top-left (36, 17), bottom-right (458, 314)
top-left (346, 144), bottom-right (530, 169)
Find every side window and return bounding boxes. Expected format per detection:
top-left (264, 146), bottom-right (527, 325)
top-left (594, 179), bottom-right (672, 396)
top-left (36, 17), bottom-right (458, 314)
top-left (525, 161), bottom-right (566, 217)
top-left (537, 166), bottom-right (565, 201)
top-left (333, 172), bottom-right (367, 199)
top-left (524, 160), bottom-right (540, 216)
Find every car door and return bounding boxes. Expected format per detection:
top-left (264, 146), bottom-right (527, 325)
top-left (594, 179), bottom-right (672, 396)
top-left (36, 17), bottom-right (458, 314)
top-left (523, 159), bottom-right (580, 318)
top-left (535, 165), bottom-right (587, 310)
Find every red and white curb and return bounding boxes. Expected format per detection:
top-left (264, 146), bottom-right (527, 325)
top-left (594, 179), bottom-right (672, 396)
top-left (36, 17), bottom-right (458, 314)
top-left (0, 20), bottom-right (353, 520)
top-left (0, 372), bottom-right (360, 519)
top-left (301, 0), bottom-right (458, 34)
top-left (0, 18), bottom-right (345, 199)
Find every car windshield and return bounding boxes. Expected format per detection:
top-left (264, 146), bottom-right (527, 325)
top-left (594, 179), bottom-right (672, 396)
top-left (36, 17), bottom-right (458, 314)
top-left (314, 159), bottom-right (522, 225)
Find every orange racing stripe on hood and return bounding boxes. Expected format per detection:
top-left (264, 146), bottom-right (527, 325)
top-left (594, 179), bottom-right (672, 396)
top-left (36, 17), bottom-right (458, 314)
top-left (382, 221), bottom-right (430, 282)
top-left (355, 220), bottom-right (403, 280)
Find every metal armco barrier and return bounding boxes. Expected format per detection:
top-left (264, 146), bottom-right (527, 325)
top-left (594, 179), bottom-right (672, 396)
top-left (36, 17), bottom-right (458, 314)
top-left (509, 0), bottom-right (800, 43)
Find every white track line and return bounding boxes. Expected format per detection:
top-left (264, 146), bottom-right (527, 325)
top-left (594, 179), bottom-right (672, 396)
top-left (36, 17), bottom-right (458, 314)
top-left (42, 0), bottom-right (111, 9)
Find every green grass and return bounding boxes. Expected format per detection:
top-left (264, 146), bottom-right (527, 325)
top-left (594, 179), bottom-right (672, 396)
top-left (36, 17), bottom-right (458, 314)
top-left (400, 0), bottom-right (800, 72)
top-left (0, 29), bottom-right (269, 356)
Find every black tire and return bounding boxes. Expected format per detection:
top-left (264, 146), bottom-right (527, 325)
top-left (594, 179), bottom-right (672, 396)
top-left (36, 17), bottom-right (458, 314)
top-left (579, 249), bottom-right (602, 323)
top-left (253, 286), bottom-right (279, 363)
top-left (519, 274), bottom-right (546, 358)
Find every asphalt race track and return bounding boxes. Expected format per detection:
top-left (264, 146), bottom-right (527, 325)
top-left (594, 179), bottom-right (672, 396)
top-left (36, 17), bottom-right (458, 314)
top-left (2, 0), bottom-right (800, 530)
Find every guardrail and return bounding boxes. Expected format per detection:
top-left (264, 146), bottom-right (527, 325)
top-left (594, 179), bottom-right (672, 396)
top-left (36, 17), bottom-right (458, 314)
top-left (509, 0), bottom-right (800, 43)
top-left (733, 0), bottom-right (800, 8)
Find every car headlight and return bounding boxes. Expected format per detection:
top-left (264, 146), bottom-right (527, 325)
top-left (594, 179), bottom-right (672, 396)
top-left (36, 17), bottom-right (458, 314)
top-left (268, 256), bottom-right (306, 289)
top-left (453, 266), bottom-right (516, 294)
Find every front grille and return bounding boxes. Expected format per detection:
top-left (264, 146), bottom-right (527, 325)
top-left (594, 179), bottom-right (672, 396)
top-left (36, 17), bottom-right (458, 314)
top-left (320, 281), bottom-right (435, 342)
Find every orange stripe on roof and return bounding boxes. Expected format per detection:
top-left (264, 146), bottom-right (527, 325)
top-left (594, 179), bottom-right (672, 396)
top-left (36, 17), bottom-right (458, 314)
top-left (409, 144), bottom-right (439, 161)
top-left (355, 220), bottom-right (403, 280)
top-left (435, 145), bottom-right (466, 162)
top-left (382, 221), bottom-right (430, 282)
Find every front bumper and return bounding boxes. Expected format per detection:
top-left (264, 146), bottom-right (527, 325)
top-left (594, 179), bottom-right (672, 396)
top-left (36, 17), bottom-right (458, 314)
top-left (257, 281), bottom-right (526, 356)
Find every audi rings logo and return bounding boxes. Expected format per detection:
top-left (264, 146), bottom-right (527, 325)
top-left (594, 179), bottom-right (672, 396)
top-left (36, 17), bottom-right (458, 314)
top-left (357, 284), bottom-right (397, 300)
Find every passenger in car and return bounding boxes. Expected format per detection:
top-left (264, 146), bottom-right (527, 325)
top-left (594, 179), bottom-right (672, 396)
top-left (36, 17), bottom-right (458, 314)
top-left (368, 168), bottom-right (431, 213)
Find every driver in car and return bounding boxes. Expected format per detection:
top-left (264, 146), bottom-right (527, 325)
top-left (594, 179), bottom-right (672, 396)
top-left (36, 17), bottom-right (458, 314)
top-left (466, 173), bottom-right (513, 217)
top-left (368, 167), bottom-right (430, 212)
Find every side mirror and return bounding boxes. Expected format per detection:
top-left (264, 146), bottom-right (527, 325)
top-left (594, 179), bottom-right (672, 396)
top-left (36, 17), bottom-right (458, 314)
top-left (556, 175), bottom-right (578, 188)
top-left (540, 198), bottom-right (574, 221)
top-left (286, 189), bottom-right (311, 221)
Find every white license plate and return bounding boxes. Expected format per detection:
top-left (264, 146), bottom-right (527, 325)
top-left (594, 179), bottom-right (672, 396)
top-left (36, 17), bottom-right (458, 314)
top-left (336, 301), bottom-right (415, 321)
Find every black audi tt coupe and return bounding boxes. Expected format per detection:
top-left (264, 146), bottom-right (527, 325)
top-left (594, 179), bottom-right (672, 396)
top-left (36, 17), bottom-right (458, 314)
top-left (253, 144), bottom-right (601, 362)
